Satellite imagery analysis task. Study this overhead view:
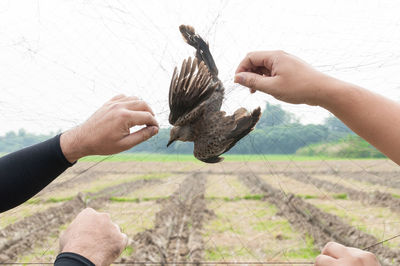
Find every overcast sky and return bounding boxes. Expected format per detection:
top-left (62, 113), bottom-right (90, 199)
top-left (1, 0), bottom-right (400, 135)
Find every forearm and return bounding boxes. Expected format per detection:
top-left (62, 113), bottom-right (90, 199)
top-left (318, 76), bottom-right (400, 164)
top-left (0, 134), bottom-right (73, 212)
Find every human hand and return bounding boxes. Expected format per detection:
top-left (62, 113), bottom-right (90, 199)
top-left (315, 242), bottom-right (380, 266)
top-left (60, 95), bottom-right (159, 163)
top-left (59, 208), bottom-right (128, 266)
top-left (234, 50), bottom-right (334, 105)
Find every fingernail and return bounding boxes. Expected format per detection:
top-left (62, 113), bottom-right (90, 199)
top-left (234, 73), bottom-right (245, 84)
top-left (151, 126), bottom-right (159, 136)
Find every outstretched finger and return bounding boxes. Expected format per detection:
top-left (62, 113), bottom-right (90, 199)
top-left (120, 126), bottom-right (159, 148)
top-left (125, 111), bottom-right (159, 127)
top-left (235, 51), bottom-right (279, 74)
top-left (234, 72), bottom-right (277, 94)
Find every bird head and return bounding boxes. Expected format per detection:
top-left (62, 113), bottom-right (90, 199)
top-left (167, 126), bottom-right (193, 147)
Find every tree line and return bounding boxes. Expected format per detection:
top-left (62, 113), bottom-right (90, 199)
top-left (0, 103), bottom-right (384, 158)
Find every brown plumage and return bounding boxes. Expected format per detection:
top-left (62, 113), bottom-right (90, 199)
top-left (167, 25), bottom-right (261, 163)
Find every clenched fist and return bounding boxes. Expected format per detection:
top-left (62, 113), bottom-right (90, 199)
top-left (59, 208), bottom-right (128, 266)
top-left (315, 242), bottom-right (381, 266)
top-left (60, 95), bottom-right (159, 162)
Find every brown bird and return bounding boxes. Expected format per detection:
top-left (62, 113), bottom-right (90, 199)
top-left (167, 25), bottom-right (261, 163)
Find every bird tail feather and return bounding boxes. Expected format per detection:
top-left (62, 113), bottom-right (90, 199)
top-left (226, 107), bottom-right (262, 151)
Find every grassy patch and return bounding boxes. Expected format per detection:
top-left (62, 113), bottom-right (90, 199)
top-left (206, 195), bottom-right (265, 202)
top-left (208, 217), bottom-right (242, 234)
top-left (79, 153), bottom-right (347, 162)
top-left (47, 196), bottom-right (74, 203)
top-left (333, 193), bottom-right (348, 200)
top-left (205, 246), bottom-right (248, 260)
top-left (26, 196), bottom-right (74, 204)
top-left (110, 196), bottom-right (168, 202)
top-left (121, 245), bottom-right (134, 257)
top-left (283, 234), bottom-right (319, 259)
top-left (297, 194), bottom-right (317, 199)
top-left (252, 219), bottom-right (292, 235)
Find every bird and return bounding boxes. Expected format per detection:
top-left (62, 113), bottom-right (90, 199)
top-left (167, 25), bottom-right (261, 163)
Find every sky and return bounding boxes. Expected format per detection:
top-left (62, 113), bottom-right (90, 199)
top-left (0, 0), bottom-right (400, 135)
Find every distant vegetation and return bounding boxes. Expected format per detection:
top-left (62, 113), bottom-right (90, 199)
top-left (0, 129), bottom-right (58, 153)
top-left (0, 103), bottom-right (385, 158)
top-left (296, 135), bottom-right (385, 158)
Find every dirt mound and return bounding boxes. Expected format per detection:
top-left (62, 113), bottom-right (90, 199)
top-left (0, 179), bottom-right (160, 263)
top-left (239, 173), bottom-right (400, 266)
top-left (0, 195), bottom-right (86, 262)
top-left (285, 172), bottom-right (400, 213)
top-left (123, 173), bottom-right (213, 264)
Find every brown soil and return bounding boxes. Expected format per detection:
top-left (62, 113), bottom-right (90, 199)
top-left (123, 173), bottom-right (214, 265)
top-left (284, 172), bottom-right (400, 213)
top-left (0, 179), bottom-right (160, 263)
top-left (239, 173), bottom-right (400, 266)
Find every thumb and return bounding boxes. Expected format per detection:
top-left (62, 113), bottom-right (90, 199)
top-left (120, 126), bottom-right (159, 149)
top-left (234, 72), bottom-right (276, 93)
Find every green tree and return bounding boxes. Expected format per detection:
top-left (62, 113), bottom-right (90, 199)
top-left (257, 102), bottom-right (295, 128)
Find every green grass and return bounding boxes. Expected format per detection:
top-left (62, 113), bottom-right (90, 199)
top-left (110, 194), bottom-right (265, 203)
top-left (26, 196), bottom-right (74, 204)
top-left (333, 193), bottom-right (348, 200)
top-left (297, 194), bottom-right (318, 199)
top-left (206, 195), bottom-right (265, 202)
top-left (79, 153), bottom-right (356, 162)
top-left (297, 193), bottom-right (348, 200)
top-left (121, 245), bottom-right (134, 257)
top-left (283, 234), bottom-right (320, 259)
top-left (110, 196), bottom-right (169, 202)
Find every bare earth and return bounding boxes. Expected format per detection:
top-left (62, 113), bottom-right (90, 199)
top-left (1, 159), bottom-right (399, 265)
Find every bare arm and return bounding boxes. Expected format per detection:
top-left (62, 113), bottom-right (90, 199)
top-left (234, 50), bottom-right (400, 165)
top-left (319, 76), bottom-right (400, 164)
top-left (234, 50), bottom-right (388, 265)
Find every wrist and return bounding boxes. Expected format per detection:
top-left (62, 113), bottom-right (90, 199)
top-left (60, 126), bottom-right (87, 163)
top-left (316, 75), bottom-right (360, 111)
top-left (61, 244), bottom-right (103, 266)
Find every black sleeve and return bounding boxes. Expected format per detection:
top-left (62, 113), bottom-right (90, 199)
top-left (0, 134), bottom-right (74, 212)
top-left (54, 252), bottom-right (95, 266)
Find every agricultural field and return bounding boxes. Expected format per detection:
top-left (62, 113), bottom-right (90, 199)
top-left (1, 155), bottom-right (400, 265)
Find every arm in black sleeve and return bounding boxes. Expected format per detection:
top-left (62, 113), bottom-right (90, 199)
top-left (54, 252), bottom-right (95, 266)
top-left (0, 134), bottom-right (74, 212)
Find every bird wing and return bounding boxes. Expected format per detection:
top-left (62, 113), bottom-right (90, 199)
top-left (168, 56), bottom-right (217, 126)
top-left (193, 107), bottom-right (261, 163)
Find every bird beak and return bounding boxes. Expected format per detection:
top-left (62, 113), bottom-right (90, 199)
top-left (167, 139), bottom-right (175, 147)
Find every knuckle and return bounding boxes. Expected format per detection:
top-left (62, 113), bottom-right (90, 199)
top-left (101, 212), bottom-right (111, 219)
top-left (275, 49), bottom-right (286, 56)
top-left (362, 251), bottom-right (377, 261)
top-left (129, 96), bottom-right (139, 101)
top-left (322, 241), bottom-right (336, 253)
top-left (111, 94), bottom-right (125, 100)
top-left (83, 207), bottom-right (95, 214)
top-left (144, 112), bottom-right (153, 120)
top-left (119, 110), bottom-right (131, 119)
top-left (109, 102), bottom-right (119, 111)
